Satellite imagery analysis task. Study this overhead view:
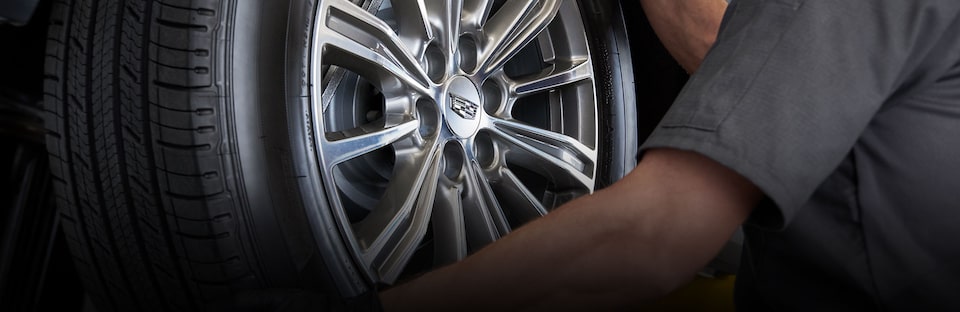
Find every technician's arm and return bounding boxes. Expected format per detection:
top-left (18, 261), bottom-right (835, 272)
top-left (379, 149), bottom-right (761, 310)
top-left (640, 0), bottom-right (728, 73)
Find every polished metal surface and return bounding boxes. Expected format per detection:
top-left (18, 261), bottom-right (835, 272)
top-left (310, 0), bottom-right (599, 283)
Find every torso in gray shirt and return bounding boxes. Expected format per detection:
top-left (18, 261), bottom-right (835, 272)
top-left (640, 0), bottom-right (960, 310)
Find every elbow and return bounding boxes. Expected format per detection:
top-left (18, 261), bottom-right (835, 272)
top-left (679, 35), bottom-right (716, 74)
top-left (602, 228), bottom-right (699, 300)
top-left (632, 261), bottom-right (699, 299)
top-left (608, 220), bottom-right (708, 300)
top-left (604, 267), bottom-right (695, 306)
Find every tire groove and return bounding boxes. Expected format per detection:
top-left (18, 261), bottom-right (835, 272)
top-left (123, 124), bottom-right (143, 141)
top-left (150, 40), bottom-right (209, 54)
top-left (175, 231), bottom-right (230, 240)
top-left (144, 0), bottom-right (199, 308)
top-left (113, 0), bottom-right (170, 310)
top-left (150, 59), bottom-right (210, 72)
top-left (152, 80), bottom-right (209, 90)
top-left (151, 103), bottom-right (214, 114)
top-left (86, 0), bottom-right (143, 309)
top-left (164, 190), bottom-right (225, 201)
top-left (139, 216), bottom-right (161, 234)
top-left (150, 121), bottom-right (215, 133)
top-left (155, 140), bottom-right (212, 151)
top-left (48, 0), bottom-right (266, 309)
top-left (167, 212), bottom-right (232, 223)
top-left (155, 1), bottom-right (215, 13)
top-left (156, 167), bottom-right (219, 178)
top-left (58, 0), bottom-right (118, 309)
top-left (154, 18), bottom-right (208, 31)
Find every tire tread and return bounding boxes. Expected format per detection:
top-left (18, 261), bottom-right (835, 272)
top-left (43, 0), bottom-right (264, 310)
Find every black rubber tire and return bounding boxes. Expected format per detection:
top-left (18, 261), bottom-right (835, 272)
top-left (582, 0), bottom-right (639, 188)
top-left (43, 0), bottom-right (322, 310)
top-left (43, 0), bottom-right (639, 309)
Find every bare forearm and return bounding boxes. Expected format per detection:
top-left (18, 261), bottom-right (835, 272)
top-left (640, 0), bottom-right (727, 73)
top-left (379, 194), bottom-right (660, 311)
top-left (380, 150), bottom-right (758, 311)
top-left (382, 193), bottom-right (681, 310)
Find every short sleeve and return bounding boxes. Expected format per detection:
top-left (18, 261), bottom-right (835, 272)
top-left (640, 0), bottom-right (960, 229)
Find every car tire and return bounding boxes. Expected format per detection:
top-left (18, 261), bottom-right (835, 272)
top-left (43, 0), bottom-right (637, 310)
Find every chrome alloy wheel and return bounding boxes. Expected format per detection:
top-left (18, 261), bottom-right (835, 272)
top-left (309, 0), bottom-right (599, 286)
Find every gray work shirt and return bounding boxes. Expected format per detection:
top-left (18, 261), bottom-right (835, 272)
top-left (640, 0), bottom-right (960, 310)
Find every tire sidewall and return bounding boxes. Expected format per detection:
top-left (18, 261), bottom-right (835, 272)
top-left (579, 0), bottom-right (639, 189)
top-left (278, 0), bottom-right (374, 298)
top-left (229, 0), bottom-right (360, 294)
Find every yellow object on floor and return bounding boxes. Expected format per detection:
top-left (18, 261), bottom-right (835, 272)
top-left (644, 275), bottom-right (736, 312)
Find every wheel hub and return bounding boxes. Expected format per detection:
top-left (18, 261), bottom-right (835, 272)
top-left (443, 76), bottom-right (482, 138)
top-left (310, 0), bottom-right (601, 291)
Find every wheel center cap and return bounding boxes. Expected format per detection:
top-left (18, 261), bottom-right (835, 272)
top-left (443, 76), bottom-right (482, 138)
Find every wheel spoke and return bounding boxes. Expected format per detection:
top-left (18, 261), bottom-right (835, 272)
top-left (461, 0), bottom-right (494, 30)
top-left (392, 0), bottom-right (433, 54)
top-left (476, 0), bottom-right (562, 77)
top-left (458, 161), bottom-right (507, 250)
top-left (467, 162), bottom-right (511, 235)
top-left (429, 0), bottom-right (463, 74)
top-left (511, 58), bottom-right (592, 96)
top-left (393, 0), bottom-right (463, 75)
top-left (494, 167), bottom-right (549, 222)
top-left (354, 146), bottom-right (442, 283)
top-left (431, 178), bottom-right (468, 266)
top-left (318, 0), bottom-right (433, 96)
top-left (322, 118), bottom-right (418, 167)
top-left (488, 118), bottom-right (595, 190)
